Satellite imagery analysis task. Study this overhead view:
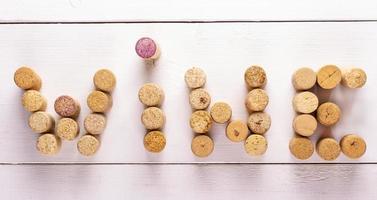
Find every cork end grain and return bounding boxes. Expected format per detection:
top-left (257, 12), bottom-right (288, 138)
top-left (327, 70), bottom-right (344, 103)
top-left (138, 83), bottom-right (164, 107)
top-left (14, 67), bottom-right (42, 90)
top-left (289, 136), bottom-right (314, 160)
top-left (190, 111), bottom-right (212, 134)
top-left (87, 90), bottom-right (112, 113)
top-left (210, 102), bottom-right (232, 124)
top-left (189, 88), bottom-right (211, 110)
top-left (340, 134), bottom-right (366, 159)
top-left (244, 134), bottom-right (268, 156)
top-left (141, 107), bottom-right (166, 130)
top-left (135, 37), bottom-right (159, 60)
top-left (22, 90), bottom-right (47, 112)
top-left (316, 138), bottom-right (341, 161)
top-left (84, 113), bottom-right (107, 135)
top-left (293, 114), bottom-right (317, 137)
top-left (317, 102), bottom-right (341, 126)
top-left (247, 112), bottom-right (271, 135)
top-left (244, 65), bottom-right (267, 88)
top-left (292, 67), bottom-right (316, 90)
top-left (36, 133), bottom-right (61, 155)
top-left (144, 131), bottom-right (166, 153)
top-left (191, 135), bottom-right (214, 157)
top-left (342, 68), bottom-right (367, 89)
top-left (54, 95), bottom-right (81, 118)
top-left (56, 118), bottom-right (80, 141)
top-left (317, 65), bottom-right (342, 89)
top-left (292, 91), bottom-right (319, 114)
top-left (77, 134), bottom-right (101, 156)
top-left (28, 111), bottom-right (55, 134)
top-left (245, 89), bottom-right (269, 112)
top-left (226, 120), bottom-right (248, 142)
top-left (184, 67), bottom-right (207, 89)
top-left (94, 69), bottom-right (116, 93)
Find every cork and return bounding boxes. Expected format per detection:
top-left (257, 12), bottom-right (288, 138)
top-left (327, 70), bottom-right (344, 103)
top-left (28, 111), bottom-right (55, 134)
top-left (77, 134), bottom-right (101, 156)
top-left (317, 65), bottom-right (342, 89)
top-left (54, 95), bottom-right (81, 118)
top-left (316, 138), bottom-right (341, 161)
top-left (317, 102), bottom-right (341, 126)
top-left (144, 131), bottom-right (166, 153)
top-left (56, 118), bottom-right (79, 141)
top-left (191, 135), bottom-right (214, 157)
top-left (244, 65), bottom-right (267, 88)
top-left (340, 134), bottom-right (366, 159)
top-left (84, 113), bottom-right (107, 135)
top-left (244, 134), bottom-right (268, 156)
top-left (292, 67), bottom-right (316, 90)
top-left (14, 67), bottom-right (42, 90)
top-left (210, 102), bottom-right (232, 124)
top-left (141, 107), bottom-right (165, 130)
top-left (245, 89), bottom-right (269, 112)
top-left (190, 111), bottom-right (212, 134)
top-left (138, 83), bottom-right (164, 107)
top-left (184, 67), bottom-right (207, 89)
top-left (292, 91), bottom-right (318, 114)
top-left (247, 112), bottom-right (271, 135)
top-left (226, 120), bottom-right (248, 142)
top-left (289, 136), bottom-right (314, 160)
top-left (135, 37), bottom-right (160, 60)
top-left (22, 90), bottom-right (47, 112)
top-left (36, 133), bottom-right (61, 155)
top-left (189, 88), bottom-right (211, 110)
top-left (87, 90), bottom-right (112, 113)
top-left (93, 69), bottom-right (116, 93)
top-left (293, 114), bottom-right (317, 137)
top-left (341, 68), bottom-right (367, 89)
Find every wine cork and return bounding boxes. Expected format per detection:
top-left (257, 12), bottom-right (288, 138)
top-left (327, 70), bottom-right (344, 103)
top-left (244, 65), bottom-right (267, 88)
top-left (87, 90), bottom-right (112, 113)
top-left (135, 37), bottom-right (160, 60)
top-left (340, 134), bottom-right (366, 159)
top-left (14, 67), bottom-right (42, 90)
top-left (244, 134), bottom-right (268, 156)
top-left (190, 111), bottom-right (212, 134)
top-left (141, 107), bottom-right (165, 130)
top-left (36, 133), bottom-right (61, 155)
top-left (292, 91), bottom-right (318, 114)
top-left (184, 67), bottom-right (206, 89)
top-left (247, 112), bottom-right (271, 135)
top-left (56, 118), bottom-right (79, 141)
top-left (341, 68), bottom-right (367, 89)
top-left (317, 102), bottom-right (341, 126)
top-left (77, 134), bottom-right (100, 156)
top-left (316, 138), bottom-right (341, 161)
top-left (210, 102), bottom-right (232, 124)
top-left (292, 67), bottom-right (316, 90)
top-left (138, 83), bottom-right (164, 107)
top-left (245, 89), bottom-right (269, 112)
top-left (191, 135), bottom-right (214, 157)
top-left (22, 90), bottom-right (47, 112)
top-left (317, 65), bottom-right (342, 89)
top-left (28, 111), bottom-right (54, 134)
top-left (84, 113), bottom-right (107, 135)
top-left (54, 95), bottom-right (81, 118)
top-left (93, 69), bottom-right (116, 93)
top-left (226, 120), bottom-right (248, 142)
top-left (289, 136), bottom-right (314, 160)
top-left (293, 114), bottom-right (317, 137)
top-left (189, 88), bottom-right (211, 110)
top-left (144, 131), bottom-right (166, 153)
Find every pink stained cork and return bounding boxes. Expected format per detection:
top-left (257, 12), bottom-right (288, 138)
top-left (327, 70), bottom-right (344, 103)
top-left (135, 37), bottom-right (160, 60)
top-left (54, 95), bottom-right (81, 118)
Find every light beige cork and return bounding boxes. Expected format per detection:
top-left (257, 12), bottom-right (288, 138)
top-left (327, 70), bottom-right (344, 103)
top-left (189, 88), bottom-right (211, 110)
top-left (245, 89), bottom-right (269, 112)
top-left (247, 112), bottom-right (271, 135)
top-left (184, 67), bottom-right (207, 89)
top-left (244, 134), bottom-right (268, 156)
top-left (28, 111), bottom-right (55, 134)
top-left (289, 136), bottom-right (314, 160)
top-left (84, 113), bottom-right (107, 135)
top-left (340, 134), bottom-right (366, 159)
top-left (292, 67), bottom-right (316, 90)
top-left (77, 134), bottom-right (101, 156)
top-left (191, 135), bottom-right (214, 157)
top-left (141, 107), bottom-right (166, 130)
top-left (226, 120), bottom-right (248, 142)
top-left (14, 67), bottom-right (42, 90)
top-left (54, 95), bottom-right (81, 118)
top-left (138, 83), bottom-right (164, 107)
top-left (317, 65), bottom-right (342, 89)
top-left (210, 102), bottom-right (232, 124)
top-left (341, 68), bottom-right (367, 89)
top-left (292, 91), bottom-right (319, 114)
top-left (317, 102), bottom-right (341, 126)
top-left (293, 114), bottom-right (317, 137)
top-left (316, 138), bottom-right (341, 161)
top-left (144, 131), bottom-right (166, 153)
top-left (93, 69), bottom-right (117, 93)
top-left (87, 90), bottom-right (112, 113)
top-left (22, 90), bottom-right (47, 112)
top-left (56, 118), bottom-right (80, 141)
top-left (36, 133), bottom-right (61, 155)
top-left (244, 65), bottom-right (267, 88)
top-left (190, 111), bottom-right (212, 134)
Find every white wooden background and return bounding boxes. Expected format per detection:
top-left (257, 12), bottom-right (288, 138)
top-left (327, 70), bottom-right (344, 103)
top-left (1, 0), bottom-right (377, 199)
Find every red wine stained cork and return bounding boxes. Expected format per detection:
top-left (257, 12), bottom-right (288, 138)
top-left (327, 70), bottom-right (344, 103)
top-left (138, 83), bottom-right (164, 107)
top-left (190, 111), bottom-right (212, 134)
top-left (340, 134), bottom-right (366, 159)
top-left (292, 91), bottom-right (318, 114)
top-left (135, 37), bottom-right (160, 60)
top-left (191, 135), bottom-right (214, 157)
top-left (247, 112), bottom-right (271, 135)
top-left (184, 67), bottom-right (206, 89)
top-left (144, 131), bottom-right (166, 153)
top-left (210, 102), bottom-right (232, 124)
top-left (245, 89), bottom-right (269, 112)
top-left (84, 113), bottom-right (107, 135)
top-left (36, 133), bottom-right (61, 155)
top-left (244, 65), bottom-right (267, 88)
top-left (93, 69), bottom-right (116, 93)
top-left (54, 95), bottom-right (81, 118)
top-left (56, 118), bottom-right (80, 141)
top-left (14, 67), bottom-right (42, 90)
top-left (289, 136), bottom-right (314, 160)
top-left (28, 111), bottom-right (55, 134)
top-left (189, 88), bottom-right (211, 110)
top-left (77, 134), bottom-right (101, 156)
top-left (317, 102), bottom-right (341, 126)
top-left (87, 90), bottom-right (112, 113)
top-left (341, 68), bottom-right (367, 89)
top-left (292, 67), bottom-right (316, 90)
top-left (316, 138), bottom-right (341, 161)
top-left (244, 134), bottom-right (268, 156)
top-left (141, 107), bottom-right (165, 130)
top-left (317, 65), bottom-right (342, 89)
top-left (293, 114), bottom-right (317, 137)
top-left (22, 90), bottom-right (47, 112)
top-left (226, 120), bottom-right (248, 142)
